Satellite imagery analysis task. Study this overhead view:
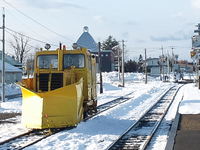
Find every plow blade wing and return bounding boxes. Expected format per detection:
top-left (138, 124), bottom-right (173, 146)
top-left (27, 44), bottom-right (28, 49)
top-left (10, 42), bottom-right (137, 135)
top-left (20, 79), bottom-right (84, 129)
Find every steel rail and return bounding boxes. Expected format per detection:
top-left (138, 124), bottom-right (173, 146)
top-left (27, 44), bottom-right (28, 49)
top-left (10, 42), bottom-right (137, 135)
top-left (0, 92), bottom-right (135, 149)
top-left (0, 85), bottom-right (182, 149)
top-left (107, 85), bottom-right (182, 150)
top-left (85, 91), bottom-right (134, 120)
top-left (0, 128), bottom-right (67, 150)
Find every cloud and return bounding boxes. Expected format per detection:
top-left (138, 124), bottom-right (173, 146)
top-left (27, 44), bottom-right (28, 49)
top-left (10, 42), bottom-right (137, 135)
top-left (171, 12), bottom-right (183, 18)
top-left (24, 0), bottom-right (85, 10)
top-left (125, 21), bottom-right (138, 26)
top-left (150, 31), bottom-right (192, 42)
top-left (121, 32), bottom-right (129, 39)
top-left (93, 15), bottom-right (105, 24)
top-left (191, 0), bottom-right (200, 9)
top-left (135, 39), bottom-right (146, 43)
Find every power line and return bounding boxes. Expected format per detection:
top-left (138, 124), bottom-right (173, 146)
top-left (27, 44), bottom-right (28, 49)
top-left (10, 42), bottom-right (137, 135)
top-left (6, 27), bottom-right (91, 50)
top-left (2, 0), bottom-right (74, 42)
top-left (6, 27), bottom-right (59, 47)
top-left (6, 27), bottom-right (94, 51)
top-left (5, 9), bottom-right (53, 42)
top-left (5, 30), bottom-right (43, 49)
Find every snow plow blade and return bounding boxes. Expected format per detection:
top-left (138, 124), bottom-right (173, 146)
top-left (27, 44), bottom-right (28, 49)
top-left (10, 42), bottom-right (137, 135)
top-left (20, 79), bottom-right (84, 129)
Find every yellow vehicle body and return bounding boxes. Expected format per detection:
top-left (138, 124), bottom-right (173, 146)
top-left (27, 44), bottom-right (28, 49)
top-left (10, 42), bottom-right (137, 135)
top-left (19, 48), bottom-right (96, 129)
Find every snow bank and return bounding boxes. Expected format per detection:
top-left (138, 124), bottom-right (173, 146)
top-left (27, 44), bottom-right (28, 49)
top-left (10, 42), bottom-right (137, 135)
top-left (0, 97), bottom-right (22, 113)
top-left (179, 83), bottom-right (200, 114)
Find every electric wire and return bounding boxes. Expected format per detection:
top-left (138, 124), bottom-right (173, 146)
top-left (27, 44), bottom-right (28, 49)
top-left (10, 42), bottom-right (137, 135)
top-left (2, 0), bottom-right (74, 42)
top-left (6, 27), bottom-right (59, 47)
top-left (5, 30), bottom-right (43, 50)
top-left (5, 9), bottom-right (54, 42)
top-left (2, 1), bottom-right (133, 51)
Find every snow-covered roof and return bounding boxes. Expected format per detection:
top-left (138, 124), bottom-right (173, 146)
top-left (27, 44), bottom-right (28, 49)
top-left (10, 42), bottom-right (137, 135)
top-left (147, 58), bottom-right (159, 61)
top-left (0, 51), bottom-right (22, 66)
top-left (76, 27), bottom-right (98, 52)
top-left (0, 61), bottom-right (22, 72)
top-left (102, 50), bottom-right (114, 53)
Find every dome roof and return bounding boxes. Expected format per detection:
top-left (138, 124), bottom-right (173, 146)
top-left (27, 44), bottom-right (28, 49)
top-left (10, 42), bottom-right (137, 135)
top-left (76, 27), bottom-right (98, 52)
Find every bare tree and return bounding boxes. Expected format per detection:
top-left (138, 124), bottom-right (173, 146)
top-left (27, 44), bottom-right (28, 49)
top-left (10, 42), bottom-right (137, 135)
top-left (9, 33), bottom-right (31, 64)
top-left (25, 54), bottom-right (34, 77)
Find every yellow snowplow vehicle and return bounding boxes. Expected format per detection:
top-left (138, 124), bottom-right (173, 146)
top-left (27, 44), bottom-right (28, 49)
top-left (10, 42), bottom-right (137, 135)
top-left (19, 48), bottom-right (97, 129)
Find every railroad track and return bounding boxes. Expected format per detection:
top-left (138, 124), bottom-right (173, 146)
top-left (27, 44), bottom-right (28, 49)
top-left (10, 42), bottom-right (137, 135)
top-left (85, 92), bottom-right (134, 120)
top-left (107, 85), bottom-right (181, 150)
top-left (0, 128), bottom-right (66, 150)
top-left (0, 85), bottom-right (178, 150)
top-left (0, 113), bottom-right (21, 124)
top-left (0, 92), bottom-right (135, 150)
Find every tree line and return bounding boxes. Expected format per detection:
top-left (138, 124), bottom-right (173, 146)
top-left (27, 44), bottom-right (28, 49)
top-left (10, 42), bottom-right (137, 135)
top-left (102, 35), bottom-right (144, 73)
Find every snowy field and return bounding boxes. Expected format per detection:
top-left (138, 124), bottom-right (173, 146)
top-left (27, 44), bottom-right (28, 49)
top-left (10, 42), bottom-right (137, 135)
top-left (0, 72), bottom-right (198, 150)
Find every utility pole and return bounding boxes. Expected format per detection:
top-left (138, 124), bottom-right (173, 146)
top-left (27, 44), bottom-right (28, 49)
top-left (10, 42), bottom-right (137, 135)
top-left (98, 42), bottom-right (103, 93)
top-left (167, 51), bottom-right (170, 80)
top-left (171, 47), bottom-right (174, 74)
top-left (118, 46), bottom-right (121, 81)
top-left (145, 48), bottom-right (147, 84)
top-left (121, 40), bottom-right (125, 87)
top-left (161, 46), bottom-right (165, 81)
top-left (1, 8), bottom-right (5, 103)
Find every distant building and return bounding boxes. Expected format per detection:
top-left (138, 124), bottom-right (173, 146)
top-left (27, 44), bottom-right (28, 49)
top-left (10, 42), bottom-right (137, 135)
top-left (192, 35), bottom-right (200, 48)
top-left (177, 60), bottom-right (193, 73)
top-left (146, 57), bottom-right (168, 76)
top-left (0, 51), bottom-right (22, 83)
top-left (0, 51), bottom-right (22, 69)
top-left (76, 26), bottom-right (114, 72)
top-left (0, 61), bottom-right (22, 83)
top-left (76, 26), bottom-right (98, 53)
top-left (95, 50), bottom-right (115, 72)
top-left (101, 50), bottom-right (115, 72)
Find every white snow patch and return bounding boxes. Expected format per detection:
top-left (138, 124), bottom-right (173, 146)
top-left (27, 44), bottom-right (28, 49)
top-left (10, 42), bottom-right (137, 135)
top-left (179, 83), bottom-right (200, 114)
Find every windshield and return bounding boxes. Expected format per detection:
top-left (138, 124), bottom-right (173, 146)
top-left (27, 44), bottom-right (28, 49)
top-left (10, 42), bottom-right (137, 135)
top-left (37, 55), bottom-right (58, 69)
top-left (63, 54), bottom-right (85, 68)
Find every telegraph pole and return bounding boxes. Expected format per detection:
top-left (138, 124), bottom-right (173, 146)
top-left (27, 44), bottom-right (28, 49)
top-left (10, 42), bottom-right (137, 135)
top-left (1, 8), bottom-right (5, 103)
top-left (161, 46), bottom-right (164, 81)
top-left (118, 46), bottom-right (121, 80)
top-left (121, 40), bottom-right (125, 87)
top-left (167, 51), bottom-right (170, 80)
top-left (98, 42), bottom-right (103, 93)
top-left (171, 47), bottom-right (174, 74)
top-left (145, 48), bottom-right (147, 84)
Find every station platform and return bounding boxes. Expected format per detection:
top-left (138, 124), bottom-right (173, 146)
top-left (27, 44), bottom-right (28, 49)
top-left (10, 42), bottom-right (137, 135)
top-left (166, 83), bottom-right (200, 150)
top-left (173, 114), bottom-right (200, 150)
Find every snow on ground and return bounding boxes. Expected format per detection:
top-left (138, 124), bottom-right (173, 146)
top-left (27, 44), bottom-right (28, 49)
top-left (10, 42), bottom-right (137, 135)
top-left (25, 73), bottom-right (175, 150)
top-left (179, 83), bottom-right (200, 114)
top-left (0, 116), bottom-right (29, 143)
top-left (0, 72), bottom-right (193, 150)
top-left (147, 84), bottom-right (185, 150)
top-left (0, 83), bottom-right (22, 113)
top-left (0, 97), bottom-right (22, 113)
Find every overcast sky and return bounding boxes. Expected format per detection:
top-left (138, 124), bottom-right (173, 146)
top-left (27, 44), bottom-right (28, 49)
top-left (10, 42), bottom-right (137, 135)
top-left (1, 0), bottom-right (200, 60)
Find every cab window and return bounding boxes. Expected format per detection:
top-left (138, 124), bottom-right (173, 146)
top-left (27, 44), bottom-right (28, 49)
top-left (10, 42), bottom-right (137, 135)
top-left (63, 54), bottom-right (85, 68)
top-left (37, 55), bottom-right (58, 69)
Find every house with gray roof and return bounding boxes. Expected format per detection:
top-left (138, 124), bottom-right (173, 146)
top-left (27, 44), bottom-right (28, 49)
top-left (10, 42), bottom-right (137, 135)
top-left (0, 51), bottom-right (22, 83)
top-left (0, 51), bottom-right (22, 69)
top-left (0, 61), bottom-right (22, 83)
top-left (76, 26), bottom-right (114, 72)
top-left (76, 26), bottom-right (98, 53)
